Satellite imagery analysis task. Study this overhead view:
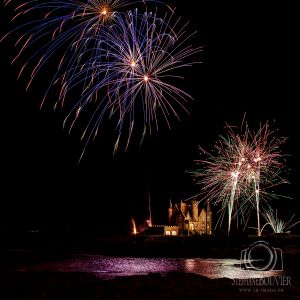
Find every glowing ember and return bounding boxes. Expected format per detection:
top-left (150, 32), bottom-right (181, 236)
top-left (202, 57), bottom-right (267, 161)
top-left (131, 218), bottom-right (137, 235)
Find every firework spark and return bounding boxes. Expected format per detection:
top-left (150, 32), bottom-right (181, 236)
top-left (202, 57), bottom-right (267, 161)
top-left (191, 121), bottom-right (289, 236)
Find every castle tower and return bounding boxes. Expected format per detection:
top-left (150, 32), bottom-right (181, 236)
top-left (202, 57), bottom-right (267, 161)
top-left (207, 202), bottom-right (212, 234)
top-left (199, 207), bottom-right (207, 234)
top-left (191, 200), bottom-right (199, 222)
top-left (180, 201), bottom-right (188, 216)
top-left (168, 199), bottom-right (173, 225)
top-left (185, 211), bottom-right (191, 231)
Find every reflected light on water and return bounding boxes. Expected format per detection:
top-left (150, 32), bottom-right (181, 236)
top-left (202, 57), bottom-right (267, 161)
top-left (184, 258), bottom-right (283, 279)
top-left (16, 256), bottom-right (283, 280)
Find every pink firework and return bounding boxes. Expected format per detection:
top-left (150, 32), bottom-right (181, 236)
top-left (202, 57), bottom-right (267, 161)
top-left (191, 121), bottom-right (289, 236)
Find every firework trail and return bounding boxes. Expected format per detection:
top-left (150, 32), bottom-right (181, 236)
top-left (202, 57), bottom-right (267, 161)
top-left (2, 1), bottom-right (200, 157)
top-left (191, 121), bottom-right (289, 236)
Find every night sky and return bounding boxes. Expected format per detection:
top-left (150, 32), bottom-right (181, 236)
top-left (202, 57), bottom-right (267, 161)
top-left (0, 2), bottom-right (298, 235)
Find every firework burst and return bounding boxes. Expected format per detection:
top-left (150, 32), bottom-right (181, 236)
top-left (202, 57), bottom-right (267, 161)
top-left (191, 121), bottom-right (289, 236)
top-left (64, 9), bottom-right (201, 156)
top-left (1, 1), bottom-right (200, 157)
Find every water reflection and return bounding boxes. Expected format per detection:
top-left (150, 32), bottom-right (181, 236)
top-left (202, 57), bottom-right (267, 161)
top-left (183, 258), bottom-right (282, 279)
top-left (16, 255), bottom-right (282, 280)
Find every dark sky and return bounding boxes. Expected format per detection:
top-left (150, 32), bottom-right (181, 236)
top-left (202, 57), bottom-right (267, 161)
top-left (0, 2), bottom-right (298, 235)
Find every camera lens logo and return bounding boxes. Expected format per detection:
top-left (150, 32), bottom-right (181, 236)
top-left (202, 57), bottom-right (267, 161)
top-left (241, 241), bottom-right (283, 271)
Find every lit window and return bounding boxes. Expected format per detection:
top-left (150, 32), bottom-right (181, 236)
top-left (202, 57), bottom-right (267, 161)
top-left (166, 231), bottom-right (171, 236)
top-left (171, 231), bottom-right (177, 236)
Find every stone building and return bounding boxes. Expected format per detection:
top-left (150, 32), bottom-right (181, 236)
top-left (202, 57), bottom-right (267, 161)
top-left (168, 200), bottom-right (213, 235)
top-left (144, 199), bottom-right (213, 236)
